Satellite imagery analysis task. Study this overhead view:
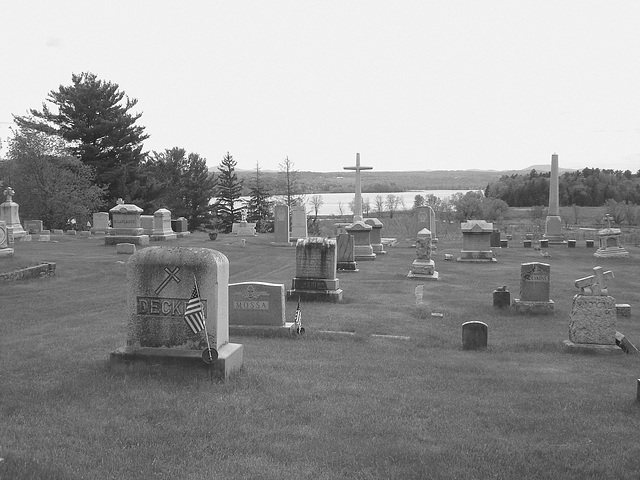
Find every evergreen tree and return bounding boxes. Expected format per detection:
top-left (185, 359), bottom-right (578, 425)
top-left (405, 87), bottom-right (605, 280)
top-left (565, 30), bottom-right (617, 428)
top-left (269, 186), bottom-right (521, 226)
top-left (13, 72), bottom-right (149, 207)
top-left (246, 161), bottom-right (273, 232)
top-left (277, 156), bottom-right (305, 209)
top-left (216, 152), bottom-right (244, 232)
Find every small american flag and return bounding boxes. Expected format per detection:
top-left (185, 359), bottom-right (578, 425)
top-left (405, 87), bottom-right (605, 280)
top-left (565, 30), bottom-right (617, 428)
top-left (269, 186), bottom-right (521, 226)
top-left (184, 282), bottom-right (205, 334)
top-left (294, 298), bottom-right (302, 332)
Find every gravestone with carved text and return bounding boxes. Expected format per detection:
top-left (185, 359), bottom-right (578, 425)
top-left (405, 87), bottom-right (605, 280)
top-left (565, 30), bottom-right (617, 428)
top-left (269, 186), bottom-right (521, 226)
top-left (287, 237), bottom-right (342, 302)
top-left (513, 262), bottom-right (554, 314)
top-left (228, 281), bottom-right (295, 336)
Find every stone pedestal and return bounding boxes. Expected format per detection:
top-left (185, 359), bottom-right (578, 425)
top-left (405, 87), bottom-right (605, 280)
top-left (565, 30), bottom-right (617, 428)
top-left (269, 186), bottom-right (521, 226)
top-left (0, 188), bottom-right (26, 239)
top-left (457, 220), bottom-right (495, 263)
top-left (150, 208), bottom-right (177, 241)
top-left (544, 216), bottom-right (566, 244)
top-left (345, 221), bottom-right (375, 261)
top-left (110, 246), bottom-right (243, 380)
top-left (594, 228), bottom-right (628, 258)
top-left (408, 228), bottom-right (438, 280)
top-left (105, 201), bottom-right (149, 246)
top-left (287, 237), bottom-right (343, 302)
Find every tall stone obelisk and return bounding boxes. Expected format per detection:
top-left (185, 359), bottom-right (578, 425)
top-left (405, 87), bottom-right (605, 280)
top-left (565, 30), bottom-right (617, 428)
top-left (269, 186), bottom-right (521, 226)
top-left (343, 153), bottom-right (376, 260)
top-left (544, 153), bottom-right (565, 244)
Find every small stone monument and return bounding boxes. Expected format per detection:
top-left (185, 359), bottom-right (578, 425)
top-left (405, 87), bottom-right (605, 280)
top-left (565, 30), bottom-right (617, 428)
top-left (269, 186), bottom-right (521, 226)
top-left (0, 187), bottom-right (26, 239)
top-left (566, 266), bottom-right (617, 347)
top-left (232, 208), bottom-right (257, 236)
top-left (407, 228), bottom-right (438, 280)
top-left (140, 215), bottom-right (154, 235)
top-left (415, 206), bottom-right (437, 242)
top-left (91, 212), bottom-right (110, 234)
top-left (24, 220), bottom-right (43, 234)
top-left (594, 215), bottom-right (628, 258)
top-left (513, 262), bottom-right (554, 314)
top-left (345, 221), bottom-right (376, 261)
top-left (336, 233), bottom-right (358, 271)
top-left (364, 218), bottom-right (386, 255)
top-left (287, 237), bottom-right (343, 302)
top-left (492, 286), bottom-right (510, 309)
top-left (290, 205), bottom-right (308, 240)
top-left (110, 246), bottom-right (243, 379)
top-left (150, 208), bottom-right (177, 241)
top-left (272, 204), bottom-right (292, 246)
top-left (0, 220), bottom-right (15, 257)
top-left (228, 282), bottom-right (296, 337)
top-left (457, 220), bottom-right (496, 262)
top-left (105, 199), bottom-right (149, 246)
top-left (462, 321), bottom-right (488, 350)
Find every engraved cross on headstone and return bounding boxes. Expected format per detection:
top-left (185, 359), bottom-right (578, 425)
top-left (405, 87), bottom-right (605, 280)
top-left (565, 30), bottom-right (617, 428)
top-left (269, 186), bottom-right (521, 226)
top-left (574, 266), bottom-right (614, 295)
top-left (343, 153), bottom-right (373, 222)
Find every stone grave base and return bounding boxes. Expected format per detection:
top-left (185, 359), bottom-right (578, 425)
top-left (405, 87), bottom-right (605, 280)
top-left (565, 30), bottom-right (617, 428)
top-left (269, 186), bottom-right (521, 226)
top-left (0, 248), bottom-right (14, 258)
top-left (286, 287), bottom-right (343, 302)
top-left (354, 245), bottom-right (376, 261)
top-left (105, 235), bottom-right (150, 246)
top-left (456, 251), bottom-right (496, 263)
top-left (381, 238), bottom-right (397, 247)
top-left (232, 222), bottom-right (257, 236)
top-left (562, 340), bottom-right (622, 354)
top-left (513, 299), bottom-right (555, 314)
top-left (271, 242), bottom-right (295, 247)
top-left (150, 233), bottom-right (178, 241)
top-left (407, 259), bottom-right (439, 280)
top-left (229, 322), bottom-right (297, 338)
top-left (371, 244), bottom-right (387, 255)
top-left (175, 231), bottom-right (191, 237)
top-left (543, 235), bottom-right (567, 245)
top-left (110, 343), bottom-right (244, 380)
top-left (594, 247), bottom-right (629, 258)
top-left (337, 261), bottom-right (358, 272)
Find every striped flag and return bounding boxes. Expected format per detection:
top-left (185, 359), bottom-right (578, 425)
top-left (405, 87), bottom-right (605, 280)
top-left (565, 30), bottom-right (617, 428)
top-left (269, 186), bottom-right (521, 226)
top-left (294, 298), bottom-right (302, 332)
top-left (184, 282), bottom-right (205, 334)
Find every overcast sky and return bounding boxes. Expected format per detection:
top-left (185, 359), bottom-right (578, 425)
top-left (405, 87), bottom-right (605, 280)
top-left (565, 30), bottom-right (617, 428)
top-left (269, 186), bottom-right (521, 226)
top-left (1, 1), bottom-right (639, 173)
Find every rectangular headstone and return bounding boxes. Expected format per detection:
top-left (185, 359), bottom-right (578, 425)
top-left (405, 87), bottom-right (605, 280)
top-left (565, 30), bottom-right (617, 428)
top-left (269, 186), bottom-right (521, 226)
top-left (273, 204), bottom-right (290, 243)
top-left (290, 205), bottom-right (307, 239)
top-left (140, 215), bottom-right (154, 235)
top-left (24, 220), bottom-right (43, 234)
top-left (229, 282), bottom-right (285, 326)
top-left (0, 221), bottom-right (7, 249)
top-left (519, 262), bottom-right (550, 302)
top-left (92, 212), bottom-right (110, 232)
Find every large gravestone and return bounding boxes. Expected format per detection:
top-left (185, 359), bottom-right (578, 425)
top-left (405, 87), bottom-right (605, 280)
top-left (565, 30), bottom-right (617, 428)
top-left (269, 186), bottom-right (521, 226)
top-left (140, 215), bottom-right (154, 236)
top-left (272, 204), bottom-right (292, 245)
top-left (0, 187), bottom-right (26, 239)
top-left (0, 220), bottom-right (14, 258)
top-left (111, 246), bottom-right (243, 379)
top-left (345, 221), bottom-right (375, 261)
top-left (336, 233), bottom-right (358, 271)
top-left (287, 237), bottom-right (343, 302)
top-left (544, 153), bottom-right (566, 244)
top-left (105, 200), bottom-right (150, 246)
top-left (415, 206), bottom-right (437, 242)
top-left (91, 212), bottom-right (110, 234)
top-left (24, 220), bottom-right (43, 234)
top-left (513, 262), bottom-right (554, 314)
top-left (407, 228), bottom-right (438, 280)
top-left (457, 220), bottom-right (495, 262)
top-left (150, 208), bottom-right (177, 241)
top-left (228, 282), bottom-right (295, 336)
top-left (567, 267), bottom-right (617, 346)
top-left (290, 205), bottom-right (308, 240)
top-left (594, 216), bottom-right (628, 258)
top-left (364, 218), bottom-right (386, 255)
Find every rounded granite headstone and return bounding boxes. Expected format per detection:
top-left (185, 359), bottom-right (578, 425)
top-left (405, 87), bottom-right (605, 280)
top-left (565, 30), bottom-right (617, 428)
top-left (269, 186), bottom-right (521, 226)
top-left (462, 321), bottom-right (488, 350)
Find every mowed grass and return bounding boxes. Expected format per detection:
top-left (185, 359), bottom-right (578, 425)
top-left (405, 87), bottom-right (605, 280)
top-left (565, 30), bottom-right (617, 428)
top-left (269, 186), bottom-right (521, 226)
top-left (1, 232), bottom-right (640, 480)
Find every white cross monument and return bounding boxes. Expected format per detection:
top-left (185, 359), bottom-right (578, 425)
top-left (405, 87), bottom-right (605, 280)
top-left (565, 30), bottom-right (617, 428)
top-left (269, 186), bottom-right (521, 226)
top-left (343, 153), bottom-right (373, 223)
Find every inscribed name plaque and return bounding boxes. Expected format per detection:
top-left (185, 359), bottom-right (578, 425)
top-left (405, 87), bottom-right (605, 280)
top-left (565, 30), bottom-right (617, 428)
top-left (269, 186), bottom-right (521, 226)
top-left (513, 262), bottom-right (554, 314)
top-left (229, 282), bottom-right (285, 326)
top-left (111, 246), bottom-right (243, 379)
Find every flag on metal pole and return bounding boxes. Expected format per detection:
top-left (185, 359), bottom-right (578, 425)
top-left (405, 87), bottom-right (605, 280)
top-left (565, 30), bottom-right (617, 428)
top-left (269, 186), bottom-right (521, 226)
top-left (184, 281), bottom-right (205, 334)
top-left (294, 297), bottom-right (303, 334)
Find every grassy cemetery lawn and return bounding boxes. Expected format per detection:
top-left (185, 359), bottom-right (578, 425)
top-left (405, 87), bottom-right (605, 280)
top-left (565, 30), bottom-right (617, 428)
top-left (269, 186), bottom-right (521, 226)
top-left (1, 232), bottom-right (640, 479)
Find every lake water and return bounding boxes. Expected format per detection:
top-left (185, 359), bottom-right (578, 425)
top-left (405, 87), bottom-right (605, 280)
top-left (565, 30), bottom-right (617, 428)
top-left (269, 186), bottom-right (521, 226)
top-left (294, 190), bottom-right (476, 216)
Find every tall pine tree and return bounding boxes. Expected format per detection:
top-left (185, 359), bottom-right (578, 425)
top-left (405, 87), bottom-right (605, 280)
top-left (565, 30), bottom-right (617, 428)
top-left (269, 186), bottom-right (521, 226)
top-left (246, 161), bottom-right (273, 232)
top-left (13, 72), bottom-right (149, 207)
top-left (216, 152), bottom-right (243, 232)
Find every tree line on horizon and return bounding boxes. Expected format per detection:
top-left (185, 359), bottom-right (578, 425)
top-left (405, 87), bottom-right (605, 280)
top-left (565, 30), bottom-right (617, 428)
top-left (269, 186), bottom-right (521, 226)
top-left (2, 72), bottom-right (637, 231)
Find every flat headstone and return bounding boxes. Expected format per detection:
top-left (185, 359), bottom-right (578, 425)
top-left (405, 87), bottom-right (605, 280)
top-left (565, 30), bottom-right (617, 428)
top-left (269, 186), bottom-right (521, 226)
top-left (116, 243), bottom-right (136, 254)
top-left (462, 321), bottom-right (488, 350)
top-left (523, 240), bottom-right (532, 248)
top-left (540, 239), bottom-right (549, 248)
top-left (616, 304), bottom-right (631, 317)
top-left (38, 235), bottom-right (51, 242)
top-left (586, 239), bottom-right (595, 248)
top-left (567, 240), bottom-right (576, 248)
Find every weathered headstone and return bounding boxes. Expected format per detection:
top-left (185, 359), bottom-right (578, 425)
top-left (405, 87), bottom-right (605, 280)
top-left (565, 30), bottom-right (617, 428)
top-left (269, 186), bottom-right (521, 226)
top-left (140, 215), bottom-right (154, 235)
top-left (151, 208), bottom-right (177, 241)
top-left (91, 212), bottom-right (110, 234)
top-left (408, 228), bottom-right (438, 280)
top-left (594, 215), bottom-right (628, 258)
top-left (287, 237), bottom-right (343, 302)
top-left (457, 220), bottom-right (495, 262)
top-left (462, 321), bottom-right (488, 350)
top-left (490, 229), bottom-right (501, 248)
top-left (523, 240), bottom-right (532, 248)
top-left (513, 262), bottom-right (554, 314)
top-left (0, 220), bottom-right (14, 258)
top-left (272, 204), bottom-right (292, 245)
top-left (111, 246), bottom-right (243, 379)
top-left (336, 233), bottom-right (358, 271)
top-left (228, 282), bottom-right (295, 336)
top-left (364, 218), bottom-right (386, 255)
top-left (0, 187), bottom-right (26, 239)
top-left (345, 221), bottom-right (375, 261)
top-left (567, 267), bottom-right (617, 346)
top-left (290, 205), bottom-right (308, 239)
top-left (415, 206), bottom-right (437, 242)
top-left (493, 286), bottom-right (510, 309)
top-left (567, 239), bottom-right (576, 248)
top-left (105, 200), bottom-right (149, 246)
top-left (415, 285), bottom-right (424, 305)
top-left (38, 234), bottom-right (51, 242)
top-left (24, 220), bottom-right (43, 234)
